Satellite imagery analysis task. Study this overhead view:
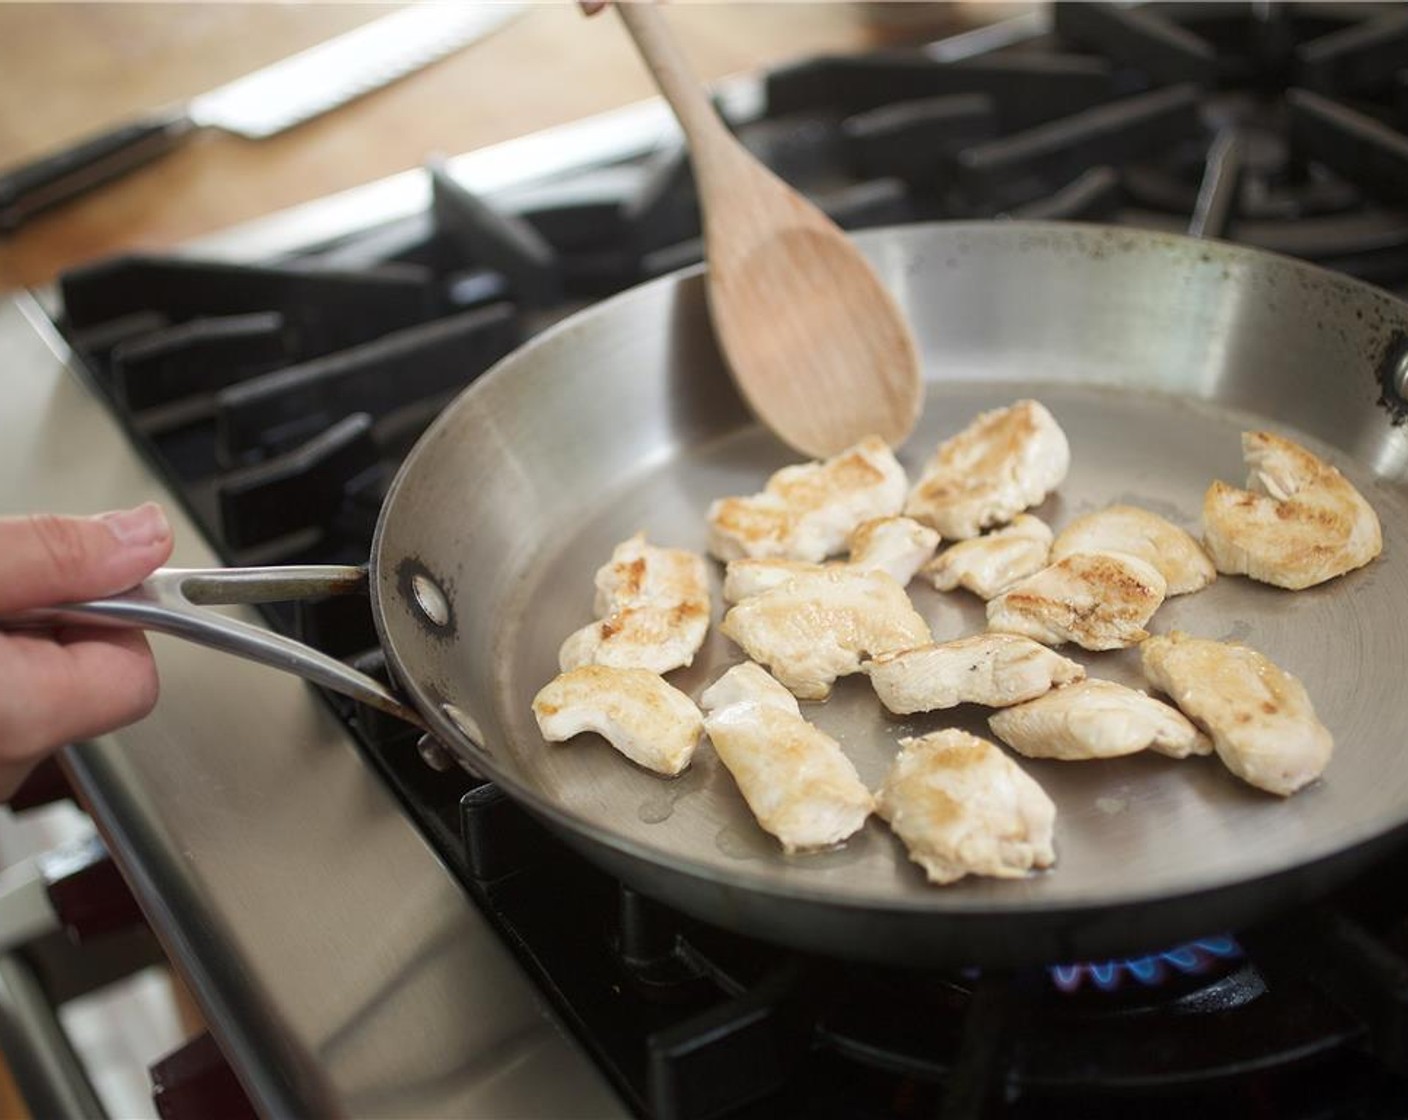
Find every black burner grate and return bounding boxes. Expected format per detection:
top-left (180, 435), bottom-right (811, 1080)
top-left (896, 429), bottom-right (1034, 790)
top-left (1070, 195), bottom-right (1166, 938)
top-left (455, 780), bottom-right (1408, 1120)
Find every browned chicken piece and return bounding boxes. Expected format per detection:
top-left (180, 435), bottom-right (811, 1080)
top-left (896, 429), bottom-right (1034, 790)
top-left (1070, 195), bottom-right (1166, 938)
top-left (864, 633), bottom-right (1085, 714)
top-left (532, 665), bottom-right (703, 777)
top-left (922, 514), bottom-right (1053, 599)
top-left (707, 435), bottom-right (908, 563)
top-left (720, 568), bottom-right (931, 700)
top-left (559, 533), bottom-right (710, 675)
top-left (877, 730), bottom-right (1057, 885)
top-left (904, 400), bottom-right (1070, 539)
top-left (847, 516), bottom-right (942, 583)
top-left (722, 558), bottom-right (818, 603)
top-left (700, 663), bottom-right (874, 853)
top-left (1141, 632), bottom-right (1333, 796)
top-left (989, 679), bottom-right (1212, 761)
top-left (987, 550), bottom-right (1167, 651)
top-left (722, 515), bottom-right (939, 602)
top-left (1051, 505), bottom-right (1215, 596)
top-left (1202, 431), bottom-right (1382, 590)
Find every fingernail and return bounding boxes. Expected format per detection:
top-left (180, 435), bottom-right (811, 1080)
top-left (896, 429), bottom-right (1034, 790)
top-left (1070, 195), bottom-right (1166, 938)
top-left (98, 503), bottom-right (171, 547)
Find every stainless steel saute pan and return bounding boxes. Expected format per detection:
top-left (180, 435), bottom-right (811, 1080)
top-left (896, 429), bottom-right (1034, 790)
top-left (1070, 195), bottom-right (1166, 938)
top-left (21, 222), bottom-right (1408, 966)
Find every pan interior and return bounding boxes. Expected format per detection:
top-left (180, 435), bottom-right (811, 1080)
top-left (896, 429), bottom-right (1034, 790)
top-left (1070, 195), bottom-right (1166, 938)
top-left (373, 222), bottom-right (1408, 921)
top-left (493, 378), bottom-right (1408, 912)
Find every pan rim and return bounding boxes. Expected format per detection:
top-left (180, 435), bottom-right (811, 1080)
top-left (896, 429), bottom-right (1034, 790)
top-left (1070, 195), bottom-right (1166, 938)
top-left (370, 218), bottom-right (1408, 920)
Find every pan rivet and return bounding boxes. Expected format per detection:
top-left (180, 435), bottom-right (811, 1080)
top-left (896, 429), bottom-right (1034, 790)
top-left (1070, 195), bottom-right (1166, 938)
top-left (416, 734), bottom-right (456, 773)
top-left (410, 573), bottom-right (450, 627)
top-left (1394, 350), bottom-right (1408, 401)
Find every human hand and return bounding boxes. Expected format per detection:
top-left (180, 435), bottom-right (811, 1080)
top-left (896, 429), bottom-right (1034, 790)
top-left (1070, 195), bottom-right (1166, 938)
top-left (0, 504), bottom-right (174, 799)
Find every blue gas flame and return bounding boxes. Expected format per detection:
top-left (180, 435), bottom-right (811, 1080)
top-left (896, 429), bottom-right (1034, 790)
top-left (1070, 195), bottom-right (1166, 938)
top-left (1048, 935), bottom-right (1243, 993)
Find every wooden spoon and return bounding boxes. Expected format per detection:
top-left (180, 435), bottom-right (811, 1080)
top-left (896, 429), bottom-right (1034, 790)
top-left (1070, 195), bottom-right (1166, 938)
top-left (616, 4), bottom-right (923, 458)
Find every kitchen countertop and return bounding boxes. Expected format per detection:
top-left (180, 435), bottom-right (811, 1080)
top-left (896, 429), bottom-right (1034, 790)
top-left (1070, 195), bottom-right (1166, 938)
top-left (0, 1), bottom-right (984, 292)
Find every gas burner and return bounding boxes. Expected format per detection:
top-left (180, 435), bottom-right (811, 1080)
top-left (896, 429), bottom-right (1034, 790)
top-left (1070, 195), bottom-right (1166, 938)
top-left (450, 784), bottom-right (1408, 1120)
top-left (1048, 934), bottom-right (1245, 993)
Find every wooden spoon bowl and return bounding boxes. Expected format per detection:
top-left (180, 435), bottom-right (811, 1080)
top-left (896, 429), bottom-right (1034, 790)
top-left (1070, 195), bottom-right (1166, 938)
top-left (617, 4), bottom-right (923, 458)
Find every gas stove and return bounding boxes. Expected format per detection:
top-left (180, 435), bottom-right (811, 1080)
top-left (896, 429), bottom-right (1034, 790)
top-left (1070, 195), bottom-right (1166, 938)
top-left (7, 4), bottom-right (1408, 1118)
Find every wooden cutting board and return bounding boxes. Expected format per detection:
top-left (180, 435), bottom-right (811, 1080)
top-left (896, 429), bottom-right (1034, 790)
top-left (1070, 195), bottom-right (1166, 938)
top-left (0, 3), bottom-right (971, 292)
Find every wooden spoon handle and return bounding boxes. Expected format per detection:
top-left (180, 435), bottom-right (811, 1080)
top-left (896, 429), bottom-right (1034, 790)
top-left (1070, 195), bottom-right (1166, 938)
top-left (616, 4), bottom-right (742, 182)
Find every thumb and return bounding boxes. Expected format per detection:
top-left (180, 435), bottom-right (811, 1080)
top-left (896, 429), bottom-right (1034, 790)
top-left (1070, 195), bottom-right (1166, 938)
top-left (0, 504), bottom-right (174, 614)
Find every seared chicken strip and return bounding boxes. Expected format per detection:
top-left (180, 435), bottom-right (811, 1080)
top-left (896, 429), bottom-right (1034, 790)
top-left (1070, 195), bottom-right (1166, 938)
top-left (533, 665), bottom-right (703, 777)
top-left (588, 532), bottom-right (707, 618)
top-left (864, 633), bottom-right (1084, 714)
top-left (559, 533), bottom-right (710, 675)
top-left (722, 558), bottom-right (818, 603)
top-left (905, 400), bottom-right (1070, 539)
top-left (1202, 431), bottom-right (1382, 590)
top-left (701, 663), bottom-right (874, 852)
top-left (922, 514), bottom-right (1053, 599)
top-left (721, 568), bottom-right (931, 700)
top-left (1052, 505), bottom-right (1215, 596)
top-left (1141, 632), bottom-right (1332, 796)
top-left (723, 516), bottom-right (939, 602)
top-left (878, 730), bottom-right (1057, 885)
top-left (847, 516), bottom-right (942, 584)
top-left (989, 679), bottom-right (1212, 761)
top-left (987, 551), bottom-right (1167, 651)
top-left (707, 435), bottom-right (908, 563)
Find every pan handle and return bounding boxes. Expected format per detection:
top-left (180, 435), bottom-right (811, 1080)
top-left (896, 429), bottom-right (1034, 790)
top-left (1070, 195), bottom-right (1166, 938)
top-left (1, 566), bottom-right (427, 732)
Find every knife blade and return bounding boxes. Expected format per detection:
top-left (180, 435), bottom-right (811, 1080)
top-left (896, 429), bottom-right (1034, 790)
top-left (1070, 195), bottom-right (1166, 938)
top-left (0, 3), bottom-right (522, 232)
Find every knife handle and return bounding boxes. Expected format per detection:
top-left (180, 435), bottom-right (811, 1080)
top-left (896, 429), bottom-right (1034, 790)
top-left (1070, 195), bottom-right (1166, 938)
top-left (0, 111), bottom-right (194, 233)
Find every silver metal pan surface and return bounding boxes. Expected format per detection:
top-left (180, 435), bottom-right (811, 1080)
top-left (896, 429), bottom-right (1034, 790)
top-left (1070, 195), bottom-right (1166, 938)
top-left (118, 222), bottom-right (1408, 965)
top-left (373, 222), bottom-right (1408, 964)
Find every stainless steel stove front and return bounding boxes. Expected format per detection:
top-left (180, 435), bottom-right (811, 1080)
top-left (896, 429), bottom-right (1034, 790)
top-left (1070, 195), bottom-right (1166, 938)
top-left (0, 292), bottom-right (625, 1118)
